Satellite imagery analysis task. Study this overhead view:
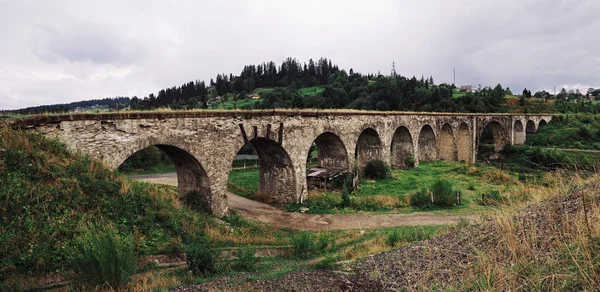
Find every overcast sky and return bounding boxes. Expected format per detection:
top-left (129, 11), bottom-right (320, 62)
top-left (0, 0), bottom-right (598, 110)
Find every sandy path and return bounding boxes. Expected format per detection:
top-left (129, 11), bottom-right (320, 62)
top-left (132, 173), bottom-right (479, 231)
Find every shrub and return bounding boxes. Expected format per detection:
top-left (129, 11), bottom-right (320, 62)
top-left (410, 188), bottom-right (432, 207)
top-left (431, 179), bottom-right (460, 207)
top-left (386, 229), bottom-right (401, 247)
top-left (69, 226), bottom-right (137, 289)
top-left (313, 254), bottom-right (340, 270)
top-left (234, 246), bottom-right (259, 272)
top-left (185, 238), bottom-right (216, 275)
top-left (185, 190), bottom-right (211, 214)
top-left (478, 189), bottom-right (506, 206)
top-left (404, 156), bottom-right (416, 168)
top-left (363, 160), bottom-right (391, 180)
top-left (292, 233), bottom-right (316, 258)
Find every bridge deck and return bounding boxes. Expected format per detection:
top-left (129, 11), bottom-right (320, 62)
top-left (5, 109), bottom-right (558, 128)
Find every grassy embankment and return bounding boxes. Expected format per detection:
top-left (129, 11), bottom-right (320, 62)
top-left (0, 127), bottom-right (450, 290)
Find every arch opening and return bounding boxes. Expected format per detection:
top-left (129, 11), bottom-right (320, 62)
top-left (539, 120), bottom-right (547, 128)
top-left (118, 145), bottom-right (211, 212)
top-left (457, 122), bottom-right (472, 162)
top-left (526, 120), bottom-right (536, 133)
top-left (418, 125), bottom-right (437, 162)
top-left (439, 123), bottom-right (455, 161)
top-left (355, 128), bottom-right (383, 167)
top-left (513, 120), bottom-right (525, 145)
top-left (228, 138), bottom-right (297, 204)
top-left (391, 126), bottom-right (414, 169)
top-left (306, 132), bottom-right (350, 190)
top-left (477, 121), bottom-right (507, 161)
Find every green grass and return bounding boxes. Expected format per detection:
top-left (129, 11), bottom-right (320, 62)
top-left (120, 163), bottom-right (176, 176)
top-left (255, 88), bottom-right (275, 95)
top-left (298, 87), bottom-right (325, 96)
top-left (452, 92), bottom-right (467, 98)
top-left (228, 168), bottom-right (260, 199)
top-left (226, 160), bottom-right (524, 214)
top-left (209, 99), bottom-right (261, 110)
top-left (525, 114), bottom-right (600, 150)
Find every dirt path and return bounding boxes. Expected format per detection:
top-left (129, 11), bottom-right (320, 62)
top-left (133, 173), bottom-right (479, 231)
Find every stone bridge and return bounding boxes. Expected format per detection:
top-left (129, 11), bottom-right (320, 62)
top-left (12, 110), bottom-right (554, 216)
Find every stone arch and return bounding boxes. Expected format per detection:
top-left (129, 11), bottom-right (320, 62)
top-left (390, 126), bottom-right (414, 168)
top-left (310, 132), bottom-right (349, 170)
top-left (118, 144), bottom-right (211, 212)
top-left (439, 123), bottom-right (455, 161)
top-left (457, 122), bottom-right (472, 162)
top-left (418, 124), bottom-right (437, 162)
top-left (513, 120), bottom-right (525, 145)
top-left (247, 137), bottom-right (297, 203)
top-left (538, 120), bottom-right (547, 128)
top-left (355, 128), bottom-right (384, 167)
top-left (526, 120), bottom-right (536, 133)
top-left (478, 121), bottom-right (507, 159)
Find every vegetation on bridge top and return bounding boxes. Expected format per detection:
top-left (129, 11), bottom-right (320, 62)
top-left (5, 108), bottom-right (558, 128)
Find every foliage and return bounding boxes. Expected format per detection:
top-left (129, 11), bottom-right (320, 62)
top-left (410, 188), bottom-right (432, 207)
top-left (386, 229), bottom-right (402, 247)
top-left (234, 246), bottom-right (259, 272)
top-left (118, 145), bottom-right (173, 173)
top-left (404, 156), bottom-right (416, 167)
top-left (69, 225), bottom-right (137, 289)
top-left (363, 160), bottom-right (391, 180)
top-left (313, 254), bottom-right (340, 270)
top-left (291, 233), bottom-right (317, 259)
top-left (410, 179), bottom-right (461, 208)
top-left (0, 127), bottom-right (205, 279)
top-left (185, 238), bottom-right (216, 275)
top-left (430, 179), bottom-right (461, 207)
top-left (477, 189), bottom-right (507, 206)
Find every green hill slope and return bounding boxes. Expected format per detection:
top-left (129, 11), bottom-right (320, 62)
top-left (0, 127), bottom-right (204, 279)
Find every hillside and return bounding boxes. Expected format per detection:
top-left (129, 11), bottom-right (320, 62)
top-left (0, 127), bottom-right (206, 280)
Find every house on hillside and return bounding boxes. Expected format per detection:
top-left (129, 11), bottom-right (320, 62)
top-left (460, 85), bottom-right (473, 92)
top-left (247, 93), bottom-right (260, 100)
top-left (214, 95), bottom-right (223, 102)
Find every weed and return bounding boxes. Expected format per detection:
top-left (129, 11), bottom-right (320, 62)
top-left (292, 233), bottom-right (316, 259)
top-left (234, 246), bottom-right (259, 272)
top-left (363, 160), bottom-right (391, 180)
top-left (185, 238), bottom-right (216, 275)
top-left (69, 225), bottom-right (137, 289)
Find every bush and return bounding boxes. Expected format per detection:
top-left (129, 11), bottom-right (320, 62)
top-left (69, 226), bottom-right (137, 289)
top-left (363, 160), bottom-right (391, 180)
top-left (431, 179), bottom-right (460, 207)
top-left (410, 188), bottom-right (431, 207)
top-left (185, 238), bottom-right (216, 275)
top-left (478, 189), bottom-right (507, 206)
top-left (234, 246), bottom-right (259, 272)
top-left (292, 233), bottom-right (316, 258)
top-left (404, 156), bottom-right (416, 167)
top-left (386, 229), bottom-right (401, 247)
top-left (313, 254), bottom-right (340, 270)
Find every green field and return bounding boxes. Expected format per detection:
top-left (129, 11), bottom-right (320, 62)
top-left (227, 160), bottom-right (527, 214)
top-left (298, 86), bottom-right (325, 96)
top-left (210, 98), bottom-right (261, 109)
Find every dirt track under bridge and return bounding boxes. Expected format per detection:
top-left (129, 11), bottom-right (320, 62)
top-left (133, 173), bottom-right (479, 231)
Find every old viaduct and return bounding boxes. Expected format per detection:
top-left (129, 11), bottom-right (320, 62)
top-left (13, 110), bottom-right (553, 217)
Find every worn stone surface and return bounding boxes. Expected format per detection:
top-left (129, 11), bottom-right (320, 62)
top-left (17, 111), bottom-right (553, 216)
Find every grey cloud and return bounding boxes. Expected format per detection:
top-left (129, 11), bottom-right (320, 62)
top-left (34, 26), bottom-right (144, 65)
top-left (0, 0), bottom-right (599, 110)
